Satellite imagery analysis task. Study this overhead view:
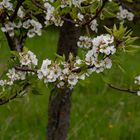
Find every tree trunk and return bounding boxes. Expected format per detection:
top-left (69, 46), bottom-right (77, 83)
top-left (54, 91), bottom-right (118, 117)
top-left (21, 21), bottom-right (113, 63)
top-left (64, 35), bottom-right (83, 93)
top-left (46, 21), bottom-right (80, 140)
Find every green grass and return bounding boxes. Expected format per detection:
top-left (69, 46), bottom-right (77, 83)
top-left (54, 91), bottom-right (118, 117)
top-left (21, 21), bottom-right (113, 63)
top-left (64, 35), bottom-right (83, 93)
top-left (0, 28), bottom-right (140, 140)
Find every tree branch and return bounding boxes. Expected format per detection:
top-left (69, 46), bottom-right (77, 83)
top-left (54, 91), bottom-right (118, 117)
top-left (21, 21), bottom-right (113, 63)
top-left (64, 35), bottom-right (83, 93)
top-left (0, 83), bottom-right (30, 105)
top-left (4, 32), bottom-right (15, 51)
top-left (10, 0), bottom-right (25, 21)
top-left (14, 66), bottom-right (37, 73)
top-left (71, 64), bottom-right (95, 73)
top-left (31, 0), bottom-right (47, 11)
top-left (108, 83), bottom-right (138, 95)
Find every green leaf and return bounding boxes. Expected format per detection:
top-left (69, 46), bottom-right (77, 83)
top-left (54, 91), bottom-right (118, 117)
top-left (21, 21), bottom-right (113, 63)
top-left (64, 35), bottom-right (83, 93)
top-left (104, 26), bottom-right (112, 34)
top-left (70, 7), bottom-right (77, 19)
top-left (54, 53), bottom-right (65, 61)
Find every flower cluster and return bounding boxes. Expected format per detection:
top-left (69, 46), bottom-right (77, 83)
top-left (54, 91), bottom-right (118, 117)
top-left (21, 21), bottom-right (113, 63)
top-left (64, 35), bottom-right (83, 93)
top-left (0, 68), bottom-right (26, 87)
top-left (0, 0), bottom-right (136, 91)
top-left (0, 32), bottom-right (117, 90)
top-left (44, 2), bottom-right (64, 26)
top-left (23, 19), bottom-right (42, 38)
top-left (37, 58), bottom-right (85, 89)
top-left (19, 50), bottom-right (38, 67)
top-left (92, 34), bottom-right (116, 55)
top-left (1, 21), bottom-right (22, 37)
top-left (36, 38), bottom-right (116, 88)
top-left (19, 35), bottom-right (116, 89)
top-left (117, 6), bottom-right (134, 21)
top-left (0, 0), bottom-right (115, 34)
top-left (78, 34), bottom-right (116, 73)
top-left (1, 19), bottom-right (42, 38)
top-left (0, 50), bottom-right (38, 88)
top-left (37, 59), bottom-right (60, 82)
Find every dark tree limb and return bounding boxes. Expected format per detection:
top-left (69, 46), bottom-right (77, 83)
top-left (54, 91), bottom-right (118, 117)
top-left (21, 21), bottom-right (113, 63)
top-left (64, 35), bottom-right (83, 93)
top-left (108, 83), bottom-right (138, 95)
top-left (2, 23), bottom-right (26, 52)
top-left (57, 18), bottom-right (80, 60)
top-left (4, 32), bottom-right (15, 51)
top-left (14, 66), bottom-right (37, 73)
top-left (10, 0), bottom-right (25, 21)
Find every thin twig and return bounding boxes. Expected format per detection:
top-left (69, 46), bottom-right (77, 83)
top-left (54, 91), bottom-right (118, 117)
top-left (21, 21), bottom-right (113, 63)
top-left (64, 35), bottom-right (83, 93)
top-left (14, 66), bottom-right (37, 73)
top-left (31, 0), bottom-right (47, 11)
top-left (82, 0), bottom-right (108, 26)
top-left (108, 83), bottom-right (138, 95)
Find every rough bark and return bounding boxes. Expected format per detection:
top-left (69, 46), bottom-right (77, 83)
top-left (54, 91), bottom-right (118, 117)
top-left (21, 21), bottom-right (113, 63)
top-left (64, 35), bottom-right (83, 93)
top-left (47, 87), bottom-right (72, 140)
top-left (57, 19), bottom-right (80, 60)
top-left (46, 21), bottom-right (80, 140)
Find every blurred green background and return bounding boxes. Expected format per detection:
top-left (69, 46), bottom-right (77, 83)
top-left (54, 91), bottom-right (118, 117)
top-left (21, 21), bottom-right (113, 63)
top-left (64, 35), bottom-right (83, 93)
top-left (0, 27), bottom-right (140, 140)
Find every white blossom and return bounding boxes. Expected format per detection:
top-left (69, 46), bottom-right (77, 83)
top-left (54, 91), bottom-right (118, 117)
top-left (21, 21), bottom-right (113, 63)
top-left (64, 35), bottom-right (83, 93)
top-left (135, 75), bottom-right (140, 85)
top-left (39, 59), bottom-right (51, 76)
top-left (117, 6), bottom-right (134, 21)
top-left (103, 57), bottom-right (112, 69)
top-left (85, 50), bottom-right (96, 65)
top-left (90, 19), bottom-right (98, 32)
top-left (47, 64), bottom-right (62, 82)
top-left (77, 36), bottom-right (92, 49)
top-left (23, 20), bottom-right (31, 29)
top-left (37, 70), bottom-right (44, 80)
top-left (1, 22), bottom-right (15, 37)
top-left (1, 19), bottom-right (42, 38)
top-left (137, 91), bottom-right (140, 96)
top-left (78, 34), bottom-right (115, 74)
top-left (77, 13), bottom-right (84, 21)
top-left (28, 51), bottom-right (38, 66)
top-left (17, 6), bottom-right (25, 18)
top-left (0, 80), bottom-right (6, 86)
top-left (68, 74), bottom-right (78, 86)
